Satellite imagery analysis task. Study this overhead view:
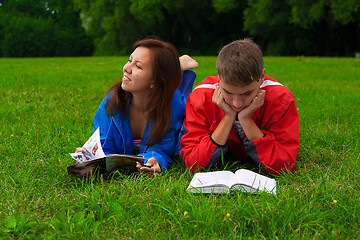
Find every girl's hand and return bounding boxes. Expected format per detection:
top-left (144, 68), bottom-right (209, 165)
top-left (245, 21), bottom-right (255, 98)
top-left (136, 157), bottom-right (162, 173)
top-left (75, 147), bottom-right (85, 153)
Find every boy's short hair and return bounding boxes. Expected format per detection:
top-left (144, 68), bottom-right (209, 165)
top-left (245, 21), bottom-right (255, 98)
top-left (216, 38), bottom-right (264, 86)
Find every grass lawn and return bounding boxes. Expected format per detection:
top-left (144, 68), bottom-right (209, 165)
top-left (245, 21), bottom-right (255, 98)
top-left (0, 56), bottom-right (359, 239)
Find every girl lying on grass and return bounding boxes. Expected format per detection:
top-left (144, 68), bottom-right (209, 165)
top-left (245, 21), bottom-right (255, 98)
top-left (76, 37), bottom-right (198, 173)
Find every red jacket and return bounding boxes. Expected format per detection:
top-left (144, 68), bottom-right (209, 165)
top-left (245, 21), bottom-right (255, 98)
top-left (180, 75), bottom-right (299, 175)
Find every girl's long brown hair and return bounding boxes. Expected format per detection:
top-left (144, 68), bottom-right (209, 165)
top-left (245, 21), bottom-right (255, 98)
top-left (105, 38), bottom-right (181, 146)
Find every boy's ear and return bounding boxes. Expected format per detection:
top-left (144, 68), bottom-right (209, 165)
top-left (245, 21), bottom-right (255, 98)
top-left (259, 69), bottom-right (266, 84)
top-left (218, 75), bottom-right (224, 84)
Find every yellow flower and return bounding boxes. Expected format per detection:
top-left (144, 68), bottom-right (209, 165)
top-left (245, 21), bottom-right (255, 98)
top-left (176, 209), bottom-right (180, 213)
top-left (226, 213), bottom-right (231, 217)
top-left (333, 200), bottom-right (338, 204)
top-left (184, 211), bottom-right (188, 216)
top-left (10, 134), bottom-right (14, 137)
top-left (194, 225), bottom-right (197, 228)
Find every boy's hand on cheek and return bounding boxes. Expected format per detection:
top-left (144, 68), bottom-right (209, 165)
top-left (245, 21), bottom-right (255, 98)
top-left (212, 85), bottom-right (236, 117)
top-left (238, 90), bottom-right (266, 120)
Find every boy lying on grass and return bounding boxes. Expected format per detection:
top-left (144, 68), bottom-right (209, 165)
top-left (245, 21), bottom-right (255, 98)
top-left (180, 38), bottom-right (299, 175)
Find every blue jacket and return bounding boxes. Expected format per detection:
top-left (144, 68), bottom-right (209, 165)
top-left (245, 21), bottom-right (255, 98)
top-left (92, 89), bottom-right (186, 171)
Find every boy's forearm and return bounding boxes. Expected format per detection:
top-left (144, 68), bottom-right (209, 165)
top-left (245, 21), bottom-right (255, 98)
top-left (239, 117), bottom-right (264, 142)
top-left (181, 133), bottom-right (221, 171)
top-left (211, 114), bottom-right (236, 146)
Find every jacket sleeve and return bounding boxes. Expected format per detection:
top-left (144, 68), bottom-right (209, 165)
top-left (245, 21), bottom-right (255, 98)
top-left (139, 128), bottom-right (180, 171)
top-left (139, 89), bottom-right (186, 171)
top-left (92, 96), bottom-right (118, 155)
top-left (180, 98), bottom-right (221, 171)
top-left (246, 93), bottom-right (299, 175)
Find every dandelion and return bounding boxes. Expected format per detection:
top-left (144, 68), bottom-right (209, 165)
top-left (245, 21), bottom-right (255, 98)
top-left (176, 209), bottom-right (180, 213)
top-left (226, 213), bottom-right (231, 218)
top-left (10, 134), bottom-right (14, 137)
top-left (184, 211), bottom-right (188, 216)
top-left (194, 225), bottom-right (197, 228)
top-left (333, 200), bottom-right (338, 204)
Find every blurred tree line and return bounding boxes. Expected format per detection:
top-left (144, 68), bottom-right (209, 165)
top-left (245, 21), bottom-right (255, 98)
top-left (0, 0), bottom-right (359, 57)
top-left (0, 0), bottom-right (93, 57)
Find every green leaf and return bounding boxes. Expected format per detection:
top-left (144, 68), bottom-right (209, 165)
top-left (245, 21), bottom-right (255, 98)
top-left (5, 216), bottom-right (17, 229)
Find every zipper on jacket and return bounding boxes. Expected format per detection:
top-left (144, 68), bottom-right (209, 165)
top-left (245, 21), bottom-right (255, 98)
top-left (112, 116), bottom-right (126, 153)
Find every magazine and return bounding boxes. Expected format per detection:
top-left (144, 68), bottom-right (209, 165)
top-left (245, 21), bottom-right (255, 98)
top-left (67, 128), bottom-right (144, 176)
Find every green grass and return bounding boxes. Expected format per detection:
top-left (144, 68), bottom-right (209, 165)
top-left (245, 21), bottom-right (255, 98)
top-left (1, 56), bottom-right (359, 239)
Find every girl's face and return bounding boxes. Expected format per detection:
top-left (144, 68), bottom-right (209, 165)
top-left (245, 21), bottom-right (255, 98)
top-left (122, 47), bottom-right (154, 95)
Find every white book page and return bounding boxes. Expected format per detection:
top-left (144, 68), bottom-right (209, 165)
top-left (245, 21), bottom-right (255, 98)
top-left (187, 171), bottom-right (237, 193)
top-left (234, 169), bottom-right (276, 194)
top-left (69, 127), bottom-right (105, 163)
top-left (82, 127), bottom-right (105, 160)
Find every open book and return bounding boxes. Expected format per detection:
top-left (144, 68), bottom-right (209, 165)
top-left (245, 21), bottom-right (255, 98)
top-left (187, 169), bottom-right (276, 195)
top-left (67, 128), bottom-right (144, 176)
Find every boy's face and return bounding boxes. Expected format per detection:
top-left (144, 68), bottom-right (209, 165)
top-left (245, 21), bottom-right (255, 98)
top-left (219, 72), bottom-right (265, 113)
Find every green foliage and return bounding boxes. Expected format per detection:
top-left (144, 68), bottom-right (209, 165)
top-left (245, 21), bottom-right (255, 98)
top-left (243, 0), bottom-right (360, 56)
top-left (73, 0), bottom-right (136, 55)
top-left (0, 56), bottom-right (359, 238)
top-left (212, 0), bottom-right (237, 13)
top-left (1, 0), bottom-right (49, 17)
top-left (2, 15), bottom-right (55, 57)
top-left (73, 0), bottom-right (248, 56)
top-left (289, 0), bottom-right (360, 27)
top-left (129, 0), bottom-right (165, 25)
top-left (0, 0), bottom-right (93, 57)
top-left (71, 0), bottom-right (360, 56)
top-left (330, 0), bottom-right (360, 24)
top-left (1, 0), bottom-right (359, 56)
